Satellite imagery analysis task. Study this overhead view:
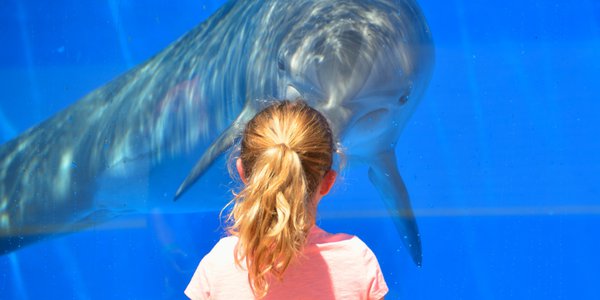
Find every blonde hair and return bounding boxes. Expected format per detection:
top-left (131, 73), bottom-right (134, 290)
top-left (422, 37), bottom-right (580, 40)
top-left (226, 100), bottom-right (334, 298)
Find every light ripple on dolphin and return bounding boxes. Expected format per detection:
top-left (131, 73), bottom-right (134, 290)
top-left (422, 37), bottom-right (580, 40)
top-left (0, 0), bottom-right (434, 266)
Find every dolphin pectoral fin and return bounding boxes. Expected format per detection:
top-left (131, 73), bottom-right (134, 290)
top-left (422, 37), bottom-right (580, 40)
top-left (367, 151), bottom-right (422, 266)
top-left (174, 124), bottom-right (241, 200)
top-left (174, 105), bottom-right (258, 200)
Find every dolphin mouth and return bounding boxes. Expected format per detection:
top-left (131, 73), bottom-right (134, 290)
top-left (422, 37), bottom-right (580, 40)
top-left (344, 108), bottom-right (390, 140)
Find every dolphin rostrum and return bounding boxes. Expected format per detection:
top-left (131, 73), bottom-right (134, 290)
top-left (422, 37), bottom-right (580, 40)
top-left (0, 0), bottom-right (433, 265)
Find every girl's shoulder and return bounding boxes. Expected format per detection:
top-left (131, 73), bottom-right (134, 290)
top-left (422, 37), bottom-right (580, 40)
top-left (216, 234), bottom-right (239, 247)
top-left (307, 227), bottom-right (376, 258)
top-left (204, 235), bottom-right (239, 259)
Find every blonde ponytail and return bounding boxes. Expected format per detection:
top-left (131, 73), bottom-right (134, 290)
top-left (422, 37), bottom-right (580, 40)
top-left (226, 100), bottom-right (334, 298)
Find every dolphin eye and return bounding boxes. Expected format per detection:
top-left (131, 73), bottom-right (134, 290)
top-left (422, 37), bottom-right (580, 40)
top-left (398, 94), bottom-right (409, 105)
top-left (278, 58), bottom-right (286, 71)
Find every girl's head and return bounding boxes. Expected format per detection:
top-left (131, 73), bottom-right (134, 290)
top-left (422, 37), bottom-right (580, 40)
top-left (226, 99), bottom-right (336, 298)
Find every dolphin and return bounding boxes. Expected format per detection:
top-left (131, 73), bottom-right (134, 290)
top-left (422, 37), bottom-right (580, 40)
top-left (0, 0), bottom-right (433, 265)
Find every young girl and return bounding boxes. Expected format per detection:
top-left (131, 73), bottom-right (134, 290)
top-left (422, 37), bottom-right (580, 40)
top-left (185, 100), bottom-right (388, 299)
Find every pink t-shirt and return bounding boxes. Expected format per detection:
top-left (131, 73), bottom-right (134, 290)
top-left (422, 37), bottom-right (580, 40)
top-left (185, 226), bottom-right (388, 300)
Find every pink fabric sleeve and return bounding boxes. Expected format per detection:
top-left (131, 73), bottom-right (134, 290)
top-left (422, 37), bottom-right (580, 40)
top-left (365, 246), bottom-right (388, 299)
top-left (184, 254), bottom-right (212, 300)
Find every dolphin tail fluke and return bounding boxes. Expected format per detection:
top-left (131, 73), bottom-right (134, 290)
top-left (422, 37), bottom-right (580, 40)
top-left (368, 151), bottom-right (422, 266)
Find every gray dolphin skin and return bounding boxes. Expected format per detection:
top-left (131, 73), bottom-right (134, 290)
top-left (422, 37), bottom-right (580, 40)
top-left (0, 0), bottom-right (433, 265)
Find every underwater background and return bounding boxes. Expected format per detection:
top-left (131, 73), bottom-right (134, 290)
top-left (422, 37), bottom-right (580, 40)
top-left (0, 0), bottom-right (599, 299)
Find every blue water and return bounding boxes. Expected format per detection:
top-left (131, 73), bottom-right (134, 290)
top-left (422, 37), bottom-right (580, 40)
top-left (1, 0), bottom-right (599, 299)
